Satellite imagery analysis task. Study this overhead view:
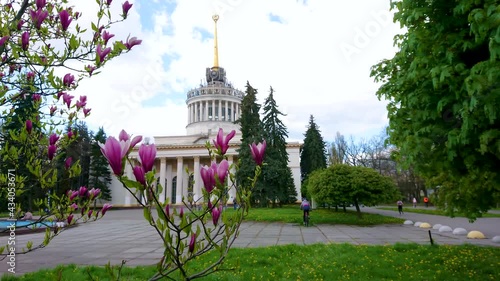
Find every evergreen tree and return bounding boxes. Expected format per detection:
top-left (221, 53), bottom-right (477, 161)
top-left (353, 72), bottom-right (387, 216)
top-left (235, 81), bottom-right (264, 206)
top-left (261, 87), bottom-right (297, 206)
top-left (300, 115), bottom-right (327, 188)
top-left (89, 127), bottom-right (112, 201)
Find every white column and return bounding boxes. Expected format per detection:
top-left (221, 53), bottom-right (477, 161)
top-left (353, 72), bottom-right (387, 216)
top-left (204, 101), bottom-right (209, 121)
top-left (211, 100), bottom-right (215, 120)
top-left (166, 163), bottom-right (172, 204)
top-left (218, 99), bottom-right (222, 121)
top-left (225, 100), bottom-right (229, 121)
top-left (232, 102), bottom-right (235, 121)
top-left (159, 158), bottom-right (166, 203)
top-left (176, 157), bottom-right (183, 204)
top-left (187, 104), bottom-right (191, 124)
top-left (183, 163), bottom-right (189, 199)
top-left (195, 102), bottom-right (199, 122)
top-left (193, 156), bottom-right (201, 203)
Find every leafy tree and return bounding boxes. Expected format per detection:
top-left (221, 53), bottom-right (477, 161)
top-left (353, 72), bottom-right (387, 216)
top-left (370, 0), bottom-right (500, 219)
top-left (300, 115), bottom-right (327, 196)
top-left (235, 81), bottom-right (264, 205)
top-left (308, 164), bottom-right (399, 218)
top-left (89, 127), bottom-right (112, 201)
top-left (261, 87), bottom-right (296, 206)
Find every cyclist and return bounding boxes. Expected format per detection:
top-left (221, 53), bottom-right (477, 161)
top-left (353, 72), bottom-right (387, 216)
top-left (300, 198), bottom-right (311, 225)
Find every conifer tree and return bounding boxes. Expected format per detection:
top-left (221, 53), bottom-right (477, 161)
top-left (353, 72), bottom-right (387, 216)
top-left (300, 115), bottom-right (327, 187)
top-left (235, 81), bottom-right (264, 205)
top-left (261, 87), bottom-right (297, 206)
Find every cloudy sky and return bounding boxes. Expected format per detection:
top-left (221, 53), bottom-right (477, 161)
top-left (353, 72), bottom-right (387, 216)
top-left (74, 0), bottom-right (403, 143)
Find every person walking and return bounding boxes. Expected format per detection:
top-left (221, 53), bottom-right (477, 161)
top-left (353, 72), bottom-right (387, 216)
top-left (413, 197), bottom-right (417, 208)
top-left (300, 198), bottom-right (311, 225)
top-left (397, 200), bottom-right (404, 215)
top-left (423, 197), bottom-right (429, 207)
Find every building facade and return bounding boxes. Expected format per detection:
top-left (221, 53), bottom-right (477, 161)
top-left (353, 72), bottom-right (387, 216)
top-left (108, 15), bottom-right (301, 207)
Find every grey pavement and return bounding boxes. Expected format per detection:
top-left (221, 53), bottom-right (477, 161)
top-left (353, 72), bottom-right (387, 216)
top-left (1, 207), bottom-right (499, 276)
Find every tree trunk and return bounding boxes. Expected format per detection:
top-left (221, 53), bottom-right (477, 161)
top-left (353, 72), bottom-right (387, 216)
top-left (354, 199), bottom-right (362, 219)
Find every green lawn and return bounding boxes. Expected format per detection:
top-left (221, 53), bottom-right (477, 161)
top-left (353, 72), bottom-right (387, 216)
top-left (2, 243), bottom-right (499, 281)
top-left (239, 205), bottom-right (404, 225)
top-left (377, 207), bottom-right (500, 218)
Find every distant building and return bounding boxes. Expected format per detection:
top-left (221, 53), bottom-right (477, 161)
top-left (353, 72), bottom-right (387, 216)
top-left (108, 15), bottom-right (301, 206)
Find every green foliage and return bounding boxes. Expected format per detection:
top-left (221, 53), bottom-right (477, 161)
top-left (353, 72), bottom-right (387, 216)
top-left (300, 115), bottom-right (327, 185)
top-left (235, 81), bottom-right (264, 205)
top-left (308, 165), bottom-right (399, 217)
top-left (370, 0), bottom-right (500, 220)
top-left (4, 244), bottom-right (499, 281)
top-left (260, 87), bottom-right (297, 206)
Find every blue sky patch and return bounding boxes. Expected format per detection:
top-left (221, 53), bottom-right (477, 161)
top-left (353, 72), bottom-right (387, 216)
top-left (268, 13), bottom-right (283, 23)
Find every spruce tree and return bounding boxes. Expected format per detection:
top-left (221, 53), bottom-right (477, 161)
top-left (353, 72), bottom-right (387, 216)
top-left (235, 81), bottom-right (264, 206)
top-left (261, 87), bottom-right (297, 206)
top-left (89, 127), bottom-right (112, 201)
top-left (300, 115), bottom-right (327, 187)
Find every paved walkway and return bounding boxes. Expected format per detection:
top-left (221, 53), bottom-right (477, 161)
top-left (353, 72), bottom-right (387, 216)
top-left (1, 208), bottom-right (499, 275)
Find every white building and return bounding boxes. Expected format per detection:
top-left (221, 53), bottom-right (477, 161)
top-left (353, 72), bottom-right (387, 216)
top-left (108, 15), bottom-right (301, 207)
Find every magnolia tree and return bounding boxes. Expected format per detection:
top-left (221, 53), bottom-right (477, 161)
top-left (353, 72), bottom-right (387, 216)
top-left (99, 128), bottom-right (266, 280)
top-left (0, 0), bottom-right (140, 258)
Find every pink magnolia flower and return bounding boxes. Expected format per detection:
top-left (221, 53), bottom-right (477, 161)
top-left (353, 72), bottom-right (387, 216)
top-left (69, 191), bottom-right (79, 201)
top-left (78, 186), bottom-right (88, 197)
top-left (133, 165), bottom-right (146, 186)
top-left (32, 94), bottom-right (41, 102)
top-left (215, 160), bottom-right (229, 184)
top-left (179, 207), bottom-right (184, 218)
top-left (48, 144), bottom-right (56, 160)
top-left (21, 31), bottom-right (29, 50)
top-left (189, 233), bottom-right (196, 253)
top-left (59, 10), bottom-right (72, 31)
top-left (25, 120), bottom-right (32, 134)
top-left (101, 203), bottom-right (112, 216)
top-left (49, 133), bottom-right (59, 145)
top-left (83, 108), bottom-right (91, 116)
top-left (86, 65), bottom-right (96, 76)
top-left (99, 136), bottom-right (130, 175)
top-left (26, 71), bottom-right (35, 81)
top-left (125, 36), bottom-right (142, 50)
top-left (63, 73), bottom-right (75, 87)
top-left (67, 214), bottom-right (74, 224)
top-left (76, 96), bottom-right (87, 109)
top-left (49, 106), bottom-right (57, 116)
top-left (88, 188), bottom-right (101, 199)
top-left (138, 143), bottom-right (156, 173)
top-left (70, 203), bottom-right (78, 211)
top-left (200, 164), bottom-right (216, 193)
top-left (102, 30), bottom-right (114, 45)
top-left (88, 209), bottom-right (93, 217)
top-left (62, 93), bottom-right (74, 108)
top-left (0, 36), bottom-right (9, 47)
top-left (122, 1), bottom-right (133, 18)
top-left (249, 140), bottom-right (267, 166)
top-left (96, 44), bottom-right (111, 63)
top-left (106, 0), bottom-right (113, 5)
top-left (67, 130), bottom-right (74, 139)
top-left (165, 204), bottom-right (171, 218)
top-left (65, 157), bottom-right (72, 169)
top-left (36, 0), bottom-right (46, 9)
top-left (118, 129), bottom-right (142, 149)
top-left (17, 19), bottom-right (24, 30)
top-left (213, 128), bottom-right (236, 155)
top-left (30, 9), bottom-right (48, 29)
top-left (211, 205), bottom-right (221, 226)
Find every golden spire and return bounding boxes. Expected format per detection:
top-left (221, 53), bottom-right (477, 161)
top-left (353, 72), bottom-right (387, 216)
top-left (212, 14), bottom-right (219, 69)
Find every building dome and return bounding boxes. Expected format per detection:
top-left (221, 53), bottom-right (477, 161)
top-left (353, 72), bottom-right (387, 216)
top-left (185, 15), bottom-right (243, 136)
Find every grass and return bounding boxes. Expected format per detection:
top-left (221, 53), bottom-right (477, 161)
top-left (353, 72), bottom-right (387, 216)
top-left (377, 207), bottom-right (500, 218)
top-left (2, 243), bottom-right (499, 281)
top-left (239, 205), bottom-right (404, 225)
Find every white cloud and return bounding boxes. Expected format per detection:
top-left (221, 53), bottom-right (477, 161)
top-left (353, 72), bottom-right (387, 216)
top-left (70, 0), bottom-right (402, 143)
